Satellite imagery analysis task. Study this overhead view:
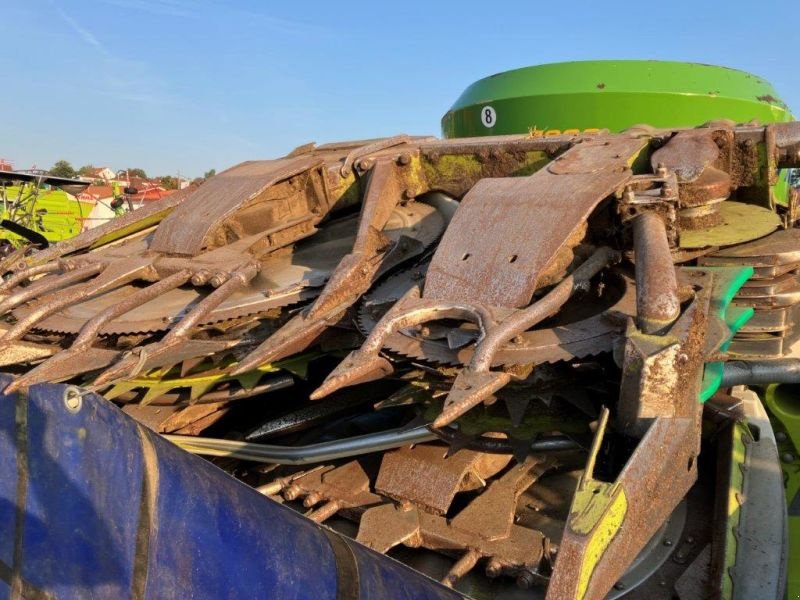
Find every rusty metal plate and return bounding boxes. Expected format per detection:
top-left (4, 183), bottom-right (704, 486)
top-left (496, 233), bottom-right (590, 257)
top-left (702, 227), bottom-right (800, 265)
top-left (424, 137), bottom-right (645, 308)
top-left (650, 128), bottom-right (721, 182)
top-left (375, 443), bottom-right (511, 515)
top-left (150, 156), bottom-right (324, 256)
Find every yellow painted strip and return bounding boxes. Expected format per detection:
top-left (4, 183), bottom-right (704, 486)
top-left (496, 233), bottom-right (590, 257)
top-left (89, 206), bottom-right (174, 249)
top-left (577, 489), bottom-right (628, 600)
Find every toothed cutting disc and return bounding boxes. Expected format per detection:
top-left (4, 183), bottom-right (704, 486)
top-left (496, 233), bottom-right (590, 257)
top-left (358, 267), bottom-right (635, 366)
top-left (20, 202), bottom-right (444, 336)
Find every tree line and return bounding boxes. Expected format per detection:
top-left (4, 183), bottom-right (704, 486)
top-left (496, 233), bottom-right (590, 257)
top-left (48, 160), bottom-right (216, 188)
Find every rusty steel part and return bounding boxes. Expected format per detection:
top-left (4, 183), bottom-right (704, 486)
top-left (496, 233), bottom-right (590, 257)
top-left (698, 228), bottom-right (800, 359)
top-left (0, 262), bottom-right (104, 316)
top-left (650, 128), bottom-right (731, 207)
top-left (2, 203), bottom-right (443, 392)
top-left (311, 130), bottom-right (646, 400)
top-left (374, 443), bottom-right (512, 515)
top-left (704, 227), bottom-right (800, 272)
top-left (3, 270), bottom-right (196, 394)
top-left (310, 287), bottom-right (502, 400)
top-left (358, 455), bottom-right (557, 587)
top-left (91, 266), bottom-right (260, 386)
top-left (633, 212), bottom-right (680, 334)
top-left (278, 460), bottom-right (384, 524)
top-left (165, 425), bottom-right (437, 465)
top-left (546, 274), bottom-right (709, 599)
top-left (230, 161), bottom-right (443, 373)
top-left (0, 257), bottom-right (156, 348)
top-left (312, 244), bottom-right (618, 401)
top-left (123, 401), bottom-right (233, 435)
top-left (434, 247), bottom-right (619, 429)
top-left (358, 265), bottom-right (637, 367)
top-left (19, 203), bottom-right (442, 337)
top-left (0, 262), bottom-right (62, 295)
top-left (617, 270), bottom-right (711, 436)
top-left (423, 135), bottom-right (645, 308)
top-left (339, 134), bottom-right (417, 177)
top-left (149, 158), bottom-right (329, 256)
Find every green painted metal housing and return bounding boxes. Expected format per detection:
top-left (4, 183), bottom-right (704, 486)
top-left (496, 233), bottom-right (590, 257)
top-left (442, 60), bottom-right (793, 138)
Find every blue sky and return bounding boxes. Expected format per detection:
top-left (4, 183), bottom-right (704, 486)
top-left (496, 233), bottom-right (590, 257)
top-left (2, 0), bottom-right (797, 177)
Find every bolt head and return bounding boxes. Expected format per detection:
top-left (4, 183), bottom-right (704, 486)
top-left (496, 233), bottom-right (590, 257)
top-left (516, 572), bottom-right (535, 590)
top-left (64, 387), bottom-right (83, 413)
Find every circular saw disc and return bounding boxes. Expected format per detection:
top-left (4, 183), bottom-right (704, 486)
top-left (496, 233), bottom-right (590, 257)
top-left (22, 202), bottom-right (445, 335)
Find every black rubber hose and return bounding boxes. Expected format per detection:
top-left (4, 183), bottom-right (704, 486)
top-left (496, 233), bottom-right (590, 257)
top-left (719, 359), bottom-right (800, 387)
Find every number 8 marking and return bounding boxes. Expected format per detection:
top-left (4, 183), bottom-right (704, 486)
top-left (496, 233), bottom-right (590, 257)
top-left (481, 106), bottom-right (496, 128)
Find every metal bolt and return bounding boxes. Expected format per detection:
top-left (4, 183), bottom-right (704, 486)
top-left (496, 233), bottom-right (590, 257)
top-left (661, 185), bottom-right (674, 197)
top-left (663, 539), bottom-right (673, 547)
top-left (623, 185), bottom-right (635, 202)
top-left (284, 485), bottom-right (301, 501)
top-left (783, 452), bottom-right (795, 463)
top-left (485, 560), bottom-right (503, 578)
top-left (686, 535), bottom-right (695, 544)
top-left (614, 582), bottom-right (626, 590)
top-left (516, 572), bottom-right (535, 590)
top-left (64, 387), bottom-right (82, 413)
top-left (397, 153), bottom-right (411, 166)
top-left (210, 272), bottom-right (228, 288)
top-left (776, 431), bottom-right (788, 443)
top-left (357, 158), bottom-right (375, 171)
top-left (403, 189), bottom-right (415, 200)
top-left (191, 270), bottom-right (211, 286)
top-left (303, 492), bottom-right (323, 508)
top-left (656, 162), bottom-right (668, 177)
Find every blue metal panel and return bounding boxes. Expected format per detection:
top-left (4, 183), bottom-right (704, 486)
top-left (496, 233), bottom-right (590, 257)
top-left (0, 380), bottom-right (464, 600)
top-left (19, 383), bottom-right (144, 598)
top-left (0, 375), bottom-right (17, 569)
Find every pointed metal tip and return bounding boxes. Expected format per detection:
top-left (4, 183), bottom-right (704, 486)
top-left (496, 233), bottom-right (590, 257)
top-left (309, 384), bottom-right (336, 401)
top-left (435, 369), bottom-right (514, 429)
top-left (432, 413), bottom-right (452, 429)
top-left (93, 355), bottom-right (137, 387)
top-left (313, 353), bottom-right (394, 401)
top-left (231, 352), bottom-right (276, 377)
top-left (3, 378), bottom-right (26, 395)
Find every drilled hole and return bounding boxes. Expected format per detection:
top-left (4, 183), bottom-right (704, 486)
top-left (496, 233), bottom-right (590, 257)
top-left (508, 255), bottom-right (518, 263)
top-left (462, 253), bottom-right (471, 261)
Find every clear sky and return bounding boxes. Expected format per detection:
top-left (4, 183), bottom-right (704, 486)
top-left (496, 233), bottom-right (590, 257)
top-left (2, 0), bottom-right (797, 178)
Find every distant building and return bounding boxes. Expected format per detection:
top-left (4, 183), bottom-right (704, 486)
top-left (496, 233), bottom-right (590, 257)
top-left (77, 185), bottom-right (114, 203)
top-left (129, 187), bottom-right (178, 203)
top-left (81, 167), bottom-right (116, 182)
